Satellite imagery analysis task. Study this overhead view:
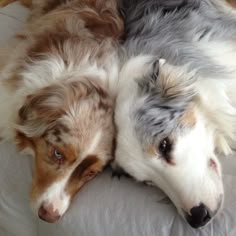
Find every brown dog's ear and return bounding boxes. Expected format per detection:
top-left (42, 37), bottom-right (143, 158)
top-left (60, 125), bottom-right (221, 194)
top-left (16, 79), bottom-right (109, 138)
top-left (15, 130), bottom-right (35, 156)
top-left (16, 96), bottom-right (50, 138)
top-left (14, 95), bottom-right (36, 154)
top-left (16, 86), bottom-right (65, 138)
top-left (15, 82), bottom-right (72, 154)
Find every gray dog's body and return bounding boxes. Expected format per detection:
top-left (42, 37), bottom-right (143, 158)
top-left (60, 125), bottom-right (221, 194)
top-left (121, 0), bottom-right (236, 77)
top-left (118, 0), bottom-right (236, 147)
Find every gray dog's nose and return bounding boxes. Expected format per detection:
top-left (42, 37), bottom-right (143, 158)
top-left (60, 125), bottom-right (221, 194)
top-left (186, 203), bottom-right (211, 228)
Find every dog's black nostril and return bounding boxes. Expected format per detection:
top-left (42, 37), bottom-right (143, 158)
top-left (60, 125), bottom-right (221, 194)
top-left (186, 203), bottom-right (211, 228)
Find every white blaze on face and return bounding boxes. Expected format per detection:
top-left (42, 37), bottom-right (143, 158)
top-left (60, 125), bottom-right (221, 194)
top-left (32, 174), bottom-right (72, 218)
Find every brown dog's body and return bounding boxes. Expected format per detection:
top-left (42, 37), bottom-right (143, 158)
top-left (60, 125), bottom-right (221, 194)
top-left (0, 0), bottom-right (123, 223)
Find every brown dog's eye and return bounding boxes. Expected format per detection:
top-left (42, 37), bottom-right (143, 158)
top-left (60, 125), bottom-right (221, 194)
top-left (158, 138), bottom-right (172, 161)
top-left (53, 149), bottom-right (64, 164)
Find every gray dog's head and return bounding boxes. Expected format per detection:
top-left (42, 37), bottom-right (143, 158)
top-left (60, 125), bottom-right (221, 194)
top-left (114, 56), bottom-right (234, 228)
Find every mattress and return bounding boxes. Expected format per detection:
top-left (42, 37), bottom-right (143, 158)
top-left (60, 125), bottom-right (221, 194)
top-left (0, 3), bottom-right (236, 236)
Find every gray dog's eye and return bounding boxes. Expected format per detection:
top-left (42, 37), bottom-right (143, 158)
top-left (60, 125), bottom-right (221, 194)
top-left (158, 138), bottom-right (172, 161)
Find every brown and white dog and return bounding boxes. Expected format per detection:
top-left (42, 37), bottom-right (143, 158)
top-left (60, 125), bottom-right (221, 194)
top-left (0, 0), bottom-right (123, 223)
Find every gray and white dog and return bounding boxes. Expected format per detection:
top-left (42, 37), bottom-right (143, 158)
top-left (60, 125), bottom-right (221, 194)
top-left (114, 0), bottom-right (236, 228)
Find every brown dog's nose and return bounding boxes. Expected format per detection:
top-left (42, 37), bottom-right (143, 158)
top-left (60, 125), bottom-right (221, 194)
top-left (38, 203), bottom-right (61, 223)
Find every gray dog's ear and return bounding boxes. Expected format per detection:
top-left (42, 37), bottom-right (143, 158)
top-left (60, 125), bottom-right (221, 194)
top-left (138, 58), bottom-right (166, 94)
top-left (139, 58), bottom-right (195, 103)
top-left (150, 58), bottom-right (166, 82)
top-left (149, 59), bottom-right (159, 83)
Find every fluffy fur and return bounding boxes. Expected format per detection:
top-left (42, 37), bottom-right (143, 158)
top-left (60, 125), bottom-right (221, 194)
top-left (0, 0), bottom-right (123, 223)
top-left (114, 0), bottom-right (236, 228)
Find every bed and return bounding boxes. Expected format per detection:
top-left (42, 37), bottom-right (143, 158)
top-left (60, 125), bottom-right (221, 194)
top-left (0, 3), bottom-right (236, 236)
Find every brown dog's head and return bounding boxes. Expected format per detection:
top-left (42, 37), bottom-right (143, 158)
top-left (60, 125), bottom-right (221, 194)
top-left (15, 79), bottom-right (115, 223)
